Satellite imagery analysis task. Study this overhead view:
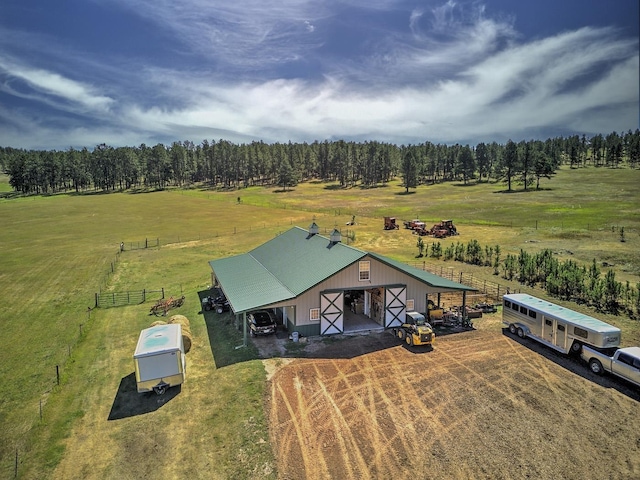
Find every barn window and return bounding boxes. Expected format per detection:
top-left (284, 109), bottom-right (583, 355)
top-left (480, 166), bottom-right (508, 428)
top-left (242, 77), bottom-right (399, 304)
top-left (406, 299), bottom-right (414, 311)
top-left (359, 261), bottom-right (370, 281)
top-left (309, 308), bottom-right (320, 323)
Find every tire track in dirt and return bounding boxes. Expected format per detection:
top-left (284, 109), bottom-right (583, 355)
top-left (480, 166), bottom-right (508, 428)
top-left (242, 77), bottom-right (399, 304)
top-left (269, 326), bottom-right (640, 480)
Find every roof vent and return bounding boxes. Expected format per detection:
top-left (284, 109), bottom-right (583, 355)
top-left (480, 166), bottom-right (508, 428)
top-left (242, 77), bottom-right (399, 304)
top-left (309, 221), bottom-right (319, 235)
top-left (330, 228), bottom-right (341, 244)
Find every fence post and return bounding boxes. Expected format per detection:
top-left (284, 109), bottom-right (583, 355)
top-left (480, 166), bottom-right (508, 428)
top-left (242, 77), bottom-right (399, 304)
top-left (56, 365), bottom-right (60, 385)
top-left (95, 292), bottom-right (98, 308)
top-left (143, 289), bottom-right (146, 302)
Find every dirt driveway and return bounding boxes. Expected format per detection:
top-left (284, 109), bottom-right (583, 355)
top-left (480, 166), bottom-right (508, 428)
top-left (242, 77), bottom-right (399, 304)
top-left (264, 316), bottom-right (640, 480)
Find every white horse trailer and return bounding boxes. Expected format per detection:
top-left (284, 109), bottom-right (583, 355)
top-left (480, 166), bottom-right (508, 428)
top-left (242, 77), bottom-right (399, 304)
top-left (502, 294), bottom-right (621, 354)
top-left (134, 323), bottom-right (186, 395)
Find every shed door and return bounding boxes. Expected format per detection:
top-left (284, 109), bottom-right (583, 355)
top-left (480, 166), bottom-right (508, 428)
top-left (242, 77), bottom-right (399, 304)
top-left (385, 286), bottom-right (406, 328)
top-left (320, 291), bottom-right (344, 335)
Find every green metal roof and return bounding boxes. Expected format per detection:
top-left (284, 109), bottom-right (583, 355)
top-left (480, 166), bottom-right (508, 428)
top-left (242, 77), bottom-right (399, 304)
top-left (208, 253), bottom-right (295, 313)
top-left (209, 227), bottom-right (367, 313)
top-left (209, 226), bottom-right (475, 314)
top-left (366, 252), bottom-right (477, 292)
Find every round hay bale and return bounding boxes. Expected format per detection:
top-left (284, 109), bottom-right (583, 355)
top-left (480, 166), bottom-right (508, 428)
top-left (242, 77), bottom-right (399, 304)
top-left (181, 328), bottom-right (193, 353)
top-left (168, 314), bottom-right (190, 328)
top-left (149, 320), bottom-right (167, 327)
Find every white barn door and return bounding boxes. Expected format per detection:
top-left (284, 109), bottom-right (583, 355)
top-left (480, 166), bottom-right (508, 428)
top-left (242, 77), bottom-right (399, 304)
top-left (320, 291), bottom-right (344, 335)
top-left (385, 286), bottom-right (406, 328)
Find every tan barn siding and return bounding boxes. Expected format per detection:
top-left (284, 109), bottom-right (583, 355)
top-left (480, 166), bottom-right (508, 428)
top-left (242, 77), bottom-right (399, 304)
top-left (258, 255), bottom-right (456, 329)
top-left (289, 255), bottom-right (442, 328)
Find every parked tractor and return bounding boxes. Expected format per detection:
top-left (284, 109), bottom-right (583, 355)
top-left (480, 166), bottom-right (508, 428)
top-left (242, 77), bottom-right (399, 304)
top-left (403, 219), bottom-right (426, 231)
top-left (384, 217), bottom-right (400, 230)
top-left (392, 311), bottom-right (435, 347)
top-left (429, 220), bottom-right (458, 238)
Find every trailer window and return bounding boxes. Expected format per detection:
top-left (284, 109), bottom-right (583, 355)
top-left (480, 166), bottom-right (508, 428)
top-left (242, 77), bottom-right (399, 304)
top-left (574, 327), bottom-right (588, 339)
top-left (557, 324), bottom-right (565, 332)
top-left (504, 300), bottom-right (511, 308)
top-left (511, 303), bottom-right (519, 311)
top-left (528, 310), bottom-right (536, 319)
top-left (545, 319), bottom-right (552, 326)
top-left (519, 306), bottom-right (527, 315)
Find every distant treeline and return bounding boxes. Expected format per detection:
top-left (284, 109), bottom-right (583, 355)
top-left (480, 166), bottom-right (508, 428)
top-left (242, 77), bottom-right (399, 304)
top-left (1, 130), bottom-right (639, 194)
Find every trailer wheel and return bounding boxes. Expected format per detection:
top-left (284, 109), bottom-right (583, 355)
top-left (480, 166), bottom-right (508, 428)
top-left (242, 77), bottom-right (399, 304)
top-left (589, 358), bottom-right (604, 375)
top-left (508, 324), bottom-right (516, 335)
top-left (516, 327), bottom-right (525, 338)
top-left (570, 342), bottom-right (582, 354)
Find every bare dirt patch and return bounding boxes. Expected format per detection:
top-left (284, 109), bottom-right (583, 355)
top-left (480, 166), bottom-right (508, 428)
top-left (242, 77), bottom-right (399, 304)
top-left (266, 316), bottom-right (640, 480)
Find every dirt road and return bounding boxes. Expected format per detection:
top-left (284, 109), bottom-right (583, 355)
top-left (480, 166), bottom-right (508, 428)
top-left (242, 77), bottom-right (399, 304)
top-left (267, 317), bottom-right (640, 479)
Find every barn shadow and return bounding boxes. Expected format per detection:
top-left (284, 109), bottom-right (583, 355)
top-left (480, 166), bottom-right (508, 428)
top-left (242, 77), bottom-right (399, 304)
top-left (107, 372), bottom-right (181, 420)
top-left (501, 329), bottom-right (640, 402)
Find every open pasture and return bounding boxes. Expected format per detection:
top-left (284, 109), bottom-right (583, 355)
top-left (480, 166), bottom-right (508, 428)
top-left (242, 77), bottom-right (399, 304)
top-left (1, 165), bottom-right (639, 478)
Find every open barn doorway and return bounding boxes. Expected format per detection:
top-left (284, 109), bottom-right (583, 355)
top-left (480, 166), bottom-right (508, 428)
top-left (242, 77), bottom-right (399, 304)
top-left (342, 288), bottom-right (384, 334)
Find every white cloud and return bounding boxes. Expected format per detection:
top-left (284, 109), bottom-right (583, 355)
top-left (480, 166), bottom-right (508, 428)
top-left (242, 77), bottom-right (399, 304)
top-left (0, 56), bottom-right (114, 113)
top-left (0, 1), bottom-right (637, 149)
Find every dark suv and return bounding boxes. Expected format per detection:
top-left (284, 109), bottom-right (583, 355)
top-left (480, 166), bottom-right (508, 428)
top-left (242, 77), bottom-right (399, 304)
top-left (247, 310), bottom-right (277, 336)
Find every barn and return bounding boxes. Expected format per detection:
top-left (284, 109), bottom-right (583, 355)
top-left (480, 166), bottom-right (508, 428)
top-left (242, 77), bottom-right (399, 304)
top-left (208, 223), bottom-right (476, 337)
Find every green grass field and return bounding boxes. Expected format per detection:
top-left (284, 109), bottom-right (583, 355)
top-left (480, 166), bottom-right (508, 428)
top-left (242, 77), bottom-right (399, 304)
top-left (1, 165), bottom-right (639, 478)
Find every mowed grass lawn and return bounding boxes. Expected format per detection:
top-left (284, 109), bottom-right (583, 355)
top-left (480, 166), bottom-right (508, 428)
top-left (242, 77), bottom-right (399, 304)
top-left (1, 165), bottom-right (639, 478)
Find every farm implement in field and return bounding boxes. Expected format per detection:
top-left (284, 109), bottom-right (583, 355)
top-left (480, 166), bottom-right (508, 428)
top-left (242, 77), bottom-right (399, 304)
top-left (150, 295), bottom-right (185, 316)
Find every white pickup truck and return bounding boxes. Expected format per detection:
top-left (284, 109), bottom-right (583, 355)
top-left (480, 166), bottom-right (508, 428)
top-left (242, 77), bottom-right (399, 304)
top-left (580, 345), bottom-right (640, 388)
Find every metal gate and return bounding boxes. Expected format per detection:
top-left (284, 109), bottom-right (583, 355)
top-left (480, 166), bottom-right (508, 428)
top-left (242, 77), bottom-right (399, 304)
top-left (320, 291), bottom-right (344, 335)
top-left (384, 286), bottom-right (406, 328)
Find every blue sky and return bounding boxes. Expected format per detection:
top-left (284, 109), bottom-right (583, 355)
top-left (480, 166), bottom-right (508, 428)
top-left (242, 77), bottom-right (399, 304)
top-left (1, 0), bottom-right (638, 150)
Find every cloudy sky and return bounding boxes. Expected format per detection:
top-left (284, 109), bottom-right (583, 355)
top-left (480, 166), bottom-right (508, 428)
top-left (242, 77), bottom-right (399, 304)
top-left (1, 0), bottom-right (638, 150)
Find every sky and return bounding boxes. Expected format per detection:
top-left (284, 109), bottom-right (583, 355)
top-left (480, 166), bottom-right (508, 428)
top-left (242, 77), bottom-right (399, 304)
top-left (0, 0), bottom-right (638, 150)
